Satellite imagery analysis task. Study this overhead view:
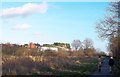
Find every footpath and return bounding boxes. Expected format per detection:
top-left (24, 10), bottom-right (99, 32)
top-left (89, 57), bottom-right (113, 77)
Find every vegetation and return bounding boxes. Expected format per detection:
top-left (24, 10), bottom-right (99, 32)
top-left (2, 55), bottom-right (97, 75)
top-left (54, 42), bottom-right (70, 48)
top-left (2, 37), bottom-right (106, 76)
top-left (96, 2), bottom-right (120, 76)
top-left (71, 40), bottom-right (82, 51)
top-left (43, 42), bottom-right (70, 48)
top-left (2, 42), bottom-right (104, 76)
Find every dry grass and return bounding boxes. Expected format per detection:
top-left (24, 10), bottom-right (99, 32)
top-left (2, 55), bottom-right (97, 75)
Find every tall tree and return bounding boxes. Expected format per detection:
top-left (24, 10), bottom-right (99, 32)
top-left (96, 2), bottom-right (120, 57)
top-left (96, 2), bottom-right (120, 75)
top-left (96, 2), bottom-right (120, 39)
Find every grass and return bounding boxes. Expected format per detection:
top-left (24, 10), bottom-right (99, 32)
top-left (2, 55), bottom-right (98, 76)
top-left (31, 58), bottom-right (97, 76)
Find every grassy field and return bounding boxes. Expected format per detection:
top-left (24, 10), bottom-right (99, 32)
top-left (2, 55), bottom-right (98, 76)
top-left (2, 43), bottom-right (104, 76)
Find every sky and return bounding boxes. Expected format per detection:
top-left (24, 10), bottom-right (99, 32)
top-left (0, 1), bottom-right (110, 51)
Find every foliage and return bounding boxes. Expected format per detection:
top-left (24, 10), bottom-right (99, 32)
top-left (43, 50), bottom-right (58, 57)
top-left (43, 44), bottom-right (54, 47)
top-left (42, 42), bottom-right (70, 49)
top-left (2, 44), bottom-right (20, 56)
top-left (54, 42), bottom-right (66, 47)
top-left (15, 47), bottom-right (28, 56)
top-left (56, 50), bottom-right (69, 58)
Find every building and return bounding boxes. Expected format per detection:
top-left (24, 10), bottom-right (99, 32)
top-left (27, 42), bottom-right (41, 49)
top-left (40, 46), bottom-right (58, 52)
top-left (28, 42), bottom-right (35, 48)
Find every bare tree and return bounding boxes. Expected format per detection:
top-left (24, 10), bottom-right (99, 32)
top-left (83, 38), bottom-right (96, 56)
top-left (83, 38), bottom-right (94, 49)
top-left (96, 2), bottom-right (120, 57)
top-left (96, 2), bottom-right (120, 75)
top-left (71, 40), bottom-right (82, 51)
top-left (96, 2), bottom-right (120, 39)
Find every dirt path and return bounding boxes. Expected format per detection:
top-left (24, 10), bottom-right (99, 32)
top-left (89, 57), bottom-right (113, 77)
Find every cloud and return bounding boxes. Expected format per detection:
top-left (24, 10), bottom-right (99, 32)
top-left (14, 23), bottom-right (31, 30)
top-left (0, 2), bottom-right (48, 18)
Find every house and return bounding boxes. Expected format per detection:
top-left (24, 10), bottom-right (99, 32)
top-left (28, 42), bottom-right (36, 48)
top-left (24, 42), bottom-right (40, 49)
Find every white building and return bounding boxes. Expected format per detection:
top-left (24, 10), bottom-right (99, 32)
top-left (40, 47), bottom-right (58, 52)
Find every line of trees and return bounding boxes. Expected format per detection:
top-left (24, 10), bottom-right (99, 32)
top-left (71, 38), bottom-right (94, 51)
top-left (43, 42), bottom-right (70, 48)
top-left (71, 38), bottom-right (102, 57)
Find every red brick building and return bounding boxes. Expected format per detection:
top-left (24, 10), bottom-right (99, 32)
top-left (28, 42), bottom-right (36, 48)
